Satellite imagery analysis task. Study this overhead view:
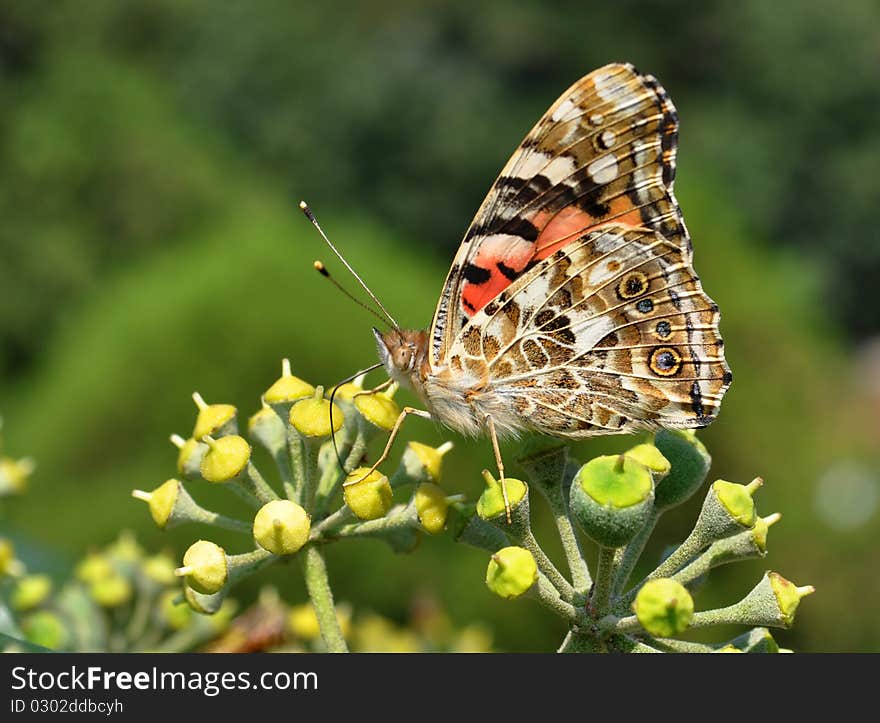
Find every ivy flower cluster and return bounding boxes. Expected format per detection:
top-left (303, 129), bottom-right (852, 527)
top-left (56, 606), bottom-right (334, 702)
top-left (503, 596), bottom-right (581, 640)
top-left (133, 360), bottom-right (459, 653)
top-left (450, 431), bottom-right (813, 652)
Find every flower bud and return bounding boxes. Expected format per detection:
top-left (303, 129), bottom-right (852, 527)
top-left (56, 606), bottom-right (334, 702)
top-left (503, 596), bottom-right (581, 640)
top-left (159, 589), bottom-right (193, 630)
top-left (11, 574), bottom-right (52, 611)
top-left (633, 578), bottom-right (694, 637)
top-left (693, 478), bottom-right (761, 544)
top-left (143, 554), bottom-right (177, 586)
top-left (191, 392), bottom-right (238, 439)
top-left (106, 532), bottom-right (144, 563)
top-left (183, 584), bottom-right (228, 615)
top-left (287, 601), bottom-right (352, 641)
top-left (176, 540), bottom-right (228, 595)
top-left (253, 500), bottom-right (311, 554)
top-left (726, 627), bottom-right (780, 653)
top-left (476, 471), bottom-right (530, 537)
top-left (0, 456), bottom-right (34, 495)
top-left (354, 384), bottom-right (400, 431)
top-left (264, 358), bottom-right (314, 407)
top-left (624, 443), bottom-right (671, 478)
top-left (74, 552), bottom-right (114, 584)
top-left (0, 538), bottom-right (23, 577)
top-left (89, 574), bottom-right (133, 607)
top-left (289, 387), bottom-right (343, 438)
top-left (200, 435), bottom-right (252, 483)
top-left (570, 455), bottom-right (654, 548)
top-left (22, 611), bottom-right (68, 651)
top-left (396, 441), bottom-right (454, 485)
top-left (485, 546), bottom-right (538, 599)
top-left (132, 479), bottom-right (191, 529)
top-left (248, 402), bottom-right (287, 454)
top-left (766, 572), bottom-right (815, 628)
top-left (653, 429), bottom-right (711, 509)
top-left (171, 434), bottom-right (207, 479)
top-left (343, 467), bottom-right (393, 520)
top-left (414, 483), bottom-right (449, 534)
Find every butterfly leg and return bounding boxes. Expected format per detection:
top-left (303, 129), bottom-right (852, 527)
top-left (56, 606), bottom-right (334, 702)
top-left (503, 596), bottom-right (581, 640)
top-left (343, 406), bottom-right (432, 486)
top-left (484, 415), bottom-right (512, 524)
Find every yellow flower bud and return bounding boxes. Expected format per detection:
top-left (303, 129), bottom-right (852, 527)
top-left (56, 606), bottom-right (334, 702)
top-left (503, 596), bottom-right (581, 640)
top-left (143, 554), bottom-right (177, 586)
top-left (11, 574), bottom-right (52, 612)
top-left (159, 589), bottom-right (192, 630)
top-left (343, 467), bottom-right (393, 520)
top-left (89, 574), bottom-right (133, 607)
top-left (354, 385), bottom-right (400, 430)
top-left (200, 435), bottom-right (251, 482)
top-left (415, 483), bottom-right (449, 534)
top-left (264, 358), bottom-right (314, 404)
top-left (289, 388), bottom-right (343, 438)
top-left (486, 547), bottom-right (537, 599)
top-left (192, 392), bottom-right (237, 439)
top-left (253, 500), bottom-right (311, 555)
top-left (177, 540), bottom-right (228, 595)
top-left (633, 579), bottom-right (694, 637)
top-left (131, 479), bottom-right (180, 528)
top-left (74, 552), bottom-right (114, 584)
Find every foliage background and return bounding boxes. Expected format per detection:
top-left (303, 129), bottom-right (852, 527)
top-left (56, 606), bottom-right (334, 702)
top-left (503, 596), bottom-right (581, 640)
top-left (1, 0), bottom-right (878, 651)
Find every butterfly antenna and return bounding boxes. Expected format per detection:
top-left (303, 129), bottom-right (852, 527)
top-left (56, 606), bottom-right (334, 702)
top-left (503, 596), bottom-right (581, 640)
top-left (328, 362), bottom-right (384, 472)
top-left (299, 201), bottom-right (399, 329)
top-left (313, 261), bottom-right (393, 329)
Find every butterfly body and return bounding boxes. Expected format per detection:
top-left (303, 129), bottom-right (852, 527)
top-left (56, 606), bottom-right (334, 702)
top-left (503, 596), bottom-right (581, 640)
top-left (371, 62), bottom-right (730, 471)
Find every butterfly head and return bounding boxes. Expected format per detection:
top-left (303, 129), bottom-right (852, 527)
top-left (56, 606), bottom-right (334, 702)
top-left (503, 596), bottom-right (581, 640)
top-left (373, 327), bottom-right (429, 390)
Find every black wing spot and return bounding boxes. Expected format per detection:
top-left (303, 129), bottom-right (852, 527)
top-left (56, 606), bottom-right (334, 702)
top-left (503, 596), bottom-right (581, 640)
top-left (463, 263), bottom-right (491, 285)
top-left (496, 261), bottom-right (519, 281)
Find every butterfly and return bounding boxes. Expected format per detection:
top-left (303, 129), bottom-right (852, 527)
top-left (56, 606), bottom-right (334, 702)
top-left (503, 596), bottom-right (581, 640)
top-left (309, 63), bottom-right (731, 512)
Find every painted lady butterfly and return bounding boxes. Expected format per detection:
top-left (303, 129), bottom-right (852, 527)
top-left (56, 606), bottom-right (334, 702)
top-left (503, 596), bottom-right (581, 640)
top-left (310, 63), bottom-right (731, 513)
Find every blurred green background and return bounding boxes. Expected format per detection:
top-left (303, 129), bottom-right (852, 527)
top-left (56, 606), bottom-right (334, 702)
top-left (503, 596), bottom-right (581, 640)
top-left (1, 0), bottom-right (879, 651)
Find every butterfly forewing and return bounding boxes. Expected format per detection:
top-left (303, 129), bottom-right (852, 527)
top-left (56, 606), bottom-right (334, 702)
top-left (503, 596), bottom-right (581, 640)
top-left (430, 62), bottom-right (688, 366)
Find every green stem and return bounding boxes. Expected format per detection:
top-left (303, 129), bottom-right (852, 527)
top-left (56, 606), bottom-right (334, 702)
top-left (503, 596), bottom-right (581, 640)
top-left (314, 431), bottom-right (365, 516)
top-left (300, 545), bottom-right (348, 652)
top-left (521, 530), bottom-right (574, 602)
top-left (531, 472), bottom-right (592, 594)
top-left (612, 509), bottom-right (661, 595)
top-left (528, 573), bottom-right (579, 623)
top-left (591, 546), bottom-right (617, 615)
top-left (652, 637), bottom-right (716, 653)
top-left (615, 528), bottom-right (707, 613)
top-left (301, 440), bottom-right (322, 512)
top-left (286, 425), bottom-right (307, 505)
top-left (557, 630), bottom-right (601, 652)
top-left (125, 587), bottom-right (154, 645)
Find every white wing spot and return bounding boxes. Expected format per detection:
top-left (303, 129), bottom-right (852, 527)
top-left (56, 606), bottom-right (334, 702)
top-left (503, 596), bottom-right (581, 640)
top-left (587, 153), bottom-right (618, 184)
top-left (600, 130), bottom-right (615, 148)
top-left (551, 98), bottom-right (576, 122)
top-left (589, 113), bottom-right (604, 126)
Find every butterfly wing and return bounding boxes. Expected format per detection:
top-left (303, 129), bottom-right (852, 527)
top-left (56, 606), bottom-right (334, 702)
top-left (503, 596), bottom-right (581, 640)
top-left (430, 63), bottom-right (686, 366)
top-left (446, 224), bottom-right (731, 437)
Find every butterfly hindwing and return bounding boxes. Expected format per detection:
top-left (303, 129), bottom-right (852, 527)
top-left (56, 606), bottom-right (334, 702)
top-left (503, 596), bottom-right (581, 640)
top-left (445, 225), bottom-right (731, 437)
top-left (430, 63), bottom-right (687, 365)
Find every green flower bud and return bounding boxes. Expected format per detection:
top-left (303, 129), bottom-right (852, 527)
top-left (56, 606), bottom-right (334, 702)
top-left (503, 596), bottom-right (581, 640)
top-left (74, 552), bottom-right (114, 584)
top-left (767, 572), bottom-right (815, 627)
top-left (0, 538), bottom-right (23, 577)
top-left (477, 470), bottom-right (528, 522)
top-left (0, 456), bottom-right (34, 495)
top-left (248, 401), bottom-right (287, 454)
top-left (176, 540), bottom-right (228, 595)
top-left (725, 627), bottom-right (780, 653)
top-left (253, 500), bottom-right (311, 554)
top-left (191, 392), bottom-right (238, 439)
top-left (11, 574), bottom-right (52, 611)
top-left (653, 429), bottom-right (711, 509)
top-left (22, 611), bottom-right (68, 651)
top-left (485, 546), bottom-right (538, 599)
top-left (106, 532), bottom-right (144, 563)
top-left (289, 387), bottom-right (343, 438)
top-left (89, 574), bottom-right (133, 607)
top-left (343, 467), bottom-right (393, 520)
top-left (200, 435), bottom-right (252, 483)
top-left (414, 483), bottom-right (449, 534)
top-left (143, 553), bottom-right (177, 586)
top-left (183, 584), bottom-right (227, 615)
top-left (570, 455), bottom-right (655, 548)
top-left (633, 578), bottom-right (694, 637)
top-left (171, 434), bottom-right (207, 479)
top-left (624, 443), bottom-right (671, 478)
top-left (159, 589), bottom-right (193, 630)
top-left (354, 384), bottom-right (401, 431)
top-left (693, 478), bottom-right (761, 544)
top-left (397, 441), bottom-right (454, 485)
top-left (264, 358), bottom-right (315, 405)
